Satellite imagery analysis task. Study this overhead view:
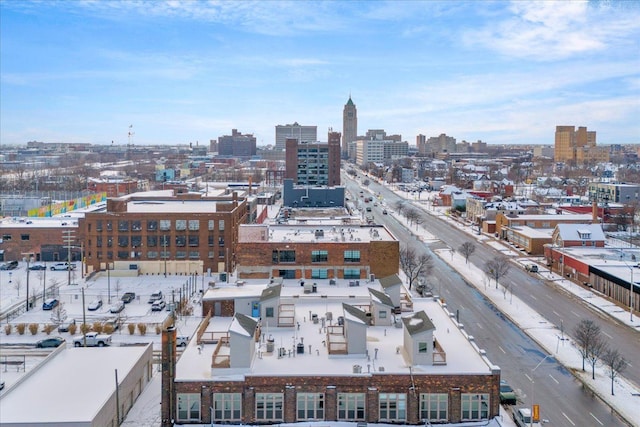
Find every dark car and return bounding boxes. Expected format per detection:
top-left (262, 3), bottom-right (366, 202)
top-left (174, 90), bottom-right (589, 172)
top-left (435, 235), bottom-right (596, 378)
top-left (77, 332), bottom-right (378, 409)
top-left (499, 379), bottom-right (517, 405)
top-left (121, 292), bottom-right (136, 304)
top-left (36, 337), bottom-right (65, 348)
top-left (0, 261), bottom-right (18, 270)
top-left (42, 298), bottom-right (59, 310)
top-left (28, 264), bottom-right (46, 271)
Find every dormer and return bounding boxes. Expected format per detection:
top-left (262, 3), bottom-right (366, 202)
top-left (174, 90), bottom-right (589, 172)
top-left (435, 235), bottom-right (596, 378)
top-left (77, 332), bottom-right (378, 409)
top-left (379, 274), bottom-right (402, 308)
top-left (402, 311), bottom-right (436, 366)
top-left (368, 288), bottom-right (394, 326)
top-left (342, 303), bottom-right (368, 354)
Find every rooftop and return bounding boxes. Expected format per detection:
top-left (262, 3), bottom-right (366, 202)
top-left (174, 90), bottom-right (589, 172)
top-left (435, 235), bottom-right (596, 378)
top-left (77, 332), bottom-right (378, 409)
top-left (239, 223), bottom-right (396, 243)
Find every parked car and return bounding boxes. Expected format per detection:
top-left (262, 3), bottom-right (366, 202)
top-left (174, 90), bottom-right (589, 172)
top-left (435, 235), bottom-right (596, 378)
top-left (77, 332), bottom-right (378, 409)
top-left (151, 299), bottom-right (166, 311)
top-left (109, 301), bottom-right (125, 313)
top-left (57, 318), bottom-right (76, 333)
top-left (28, 264), bottom-right (46, 270)
top-left (382, 209), bottom-right (388, 215)
top-left (513, 407), bottom-right (541, 427)
top-left (499, 380), bottom-right (517, 405)
top-left (42, 298), bottom-right (59, 310)
top-left (50, 262), bottom-right (76, 271)
top-left (103, 319), bottom-right (120, 331)
top-left (87, 299), bottom-right (103, 311)
top-left (525, 264), bottom-right (539, 273)
top-left (0, 261), bottom-right (19, 270)
top-left (121, 292), bottom-right (136, 303)
top-left (36, 337), bottom-right (65, 348)
top-left (148, 290), bottom-right (163, 303)
top-left (73, 332), bottom-right (112, 347)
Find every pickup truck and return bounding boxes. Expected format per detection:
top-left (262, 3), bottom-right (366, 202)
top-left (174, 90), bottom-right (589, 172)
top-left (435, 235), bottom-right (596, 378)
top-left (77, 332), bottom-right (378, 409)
top-left (513, 407), bottom-right (541, 427)
top-left (73, 332), bottom-right (112, 347)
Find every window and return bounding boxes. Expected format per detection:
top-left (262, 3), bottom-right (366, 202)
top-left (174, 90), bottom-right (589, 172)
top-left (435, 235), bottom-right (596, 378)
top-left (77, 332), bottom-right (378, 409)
top-left (420, 393), bottom-right (448, 422)
top-left (160, 250), bottom-right (170, 259)
top-left (189, 251), bottom-right (199, 259)
top-left (96, 220), bottom-right (103, 232)
top-left (418, 341), bottom-right (428, 353)
top-left (106, 221), bottom-right (112, 231)
top-left (147, 220), bottom-right (157, 231)
top-left (118, 220), bottom-right (129, 232)
top-left (107, 237), bottom-right (113, 248)
top-left (212, 393), bottom-right (241, 422)
top-left (177, 393), bottom-right (201, 422)
top-left (176, 251), bottom-right (187, 259)
top-left (265, 307), bottom-right (274, 318)
top-left (379, 393), bottom-right (406, 421)
top-left (277, 250), bottom-right (295, 263)
top-left (21, 234), bottom-right (30, 241)
top-left (131, 236), bottom-right (142, 248)
top-left (96, 236), bottom-right (102, 248)
top-left (208, 235), bottom-right (214, 247)
top-left (311, 250), bottom-right (328, 263)
top-left (208, 251), bottom-right (214, 259)
top-left (208, 220), bottom-right (215, 231)
top-left (297, 393), bottom-right (324, 420)
top-left (311, 269), bottom-right (328, 279)
top-left (188, 220), bottom-right (199, 231)
top-left (343, 268), bottom-right (360, 279)
top-left (131, 220), bottom-right (142, 231)
top-left (176, 220), bottom-right (187, 231)
top-left (147, 236), bottom-right (157, 247)
top-left (1, 234), bottom-right (11, 241)
top-left (255, 393), bottom-right (283, 422)
top-left (219, 220), bottom-right (225, 231)
top-left (159, 220), bottom-right (171, 231)
top-left (147, 251), bottom-right (158, 259)
top-left (175, 235), bottom-right (186, 247)
top-left (160, 235), bottom-right (170, 248)
top-left (219, 250), bottom-right (225, 258)
top-left (337, 393), bottom-right (365, 421)
top-left (461, 393), bottom-right (489, 420)
top-left (117, 251), bottom-right (129, 259)
top-left (107, 251), bottom-right (113, 260)
top-left (344, 250), bottom-right (361, 263)
top-left (379, 310), bottom-right (387, 319)
top-left (118, 236), bottom-right (129, 247)
top-left (218, 237), bottom-right (225, 247)
top-left (188, 236), bottom-right (199, 247)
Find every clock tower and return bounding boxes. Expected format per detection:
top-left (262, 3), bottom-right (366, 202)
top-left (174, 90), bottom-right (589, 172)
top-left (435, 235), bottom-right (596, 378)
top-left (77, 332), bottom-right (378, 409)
top-left (342, 96), bottom-right (357, 159)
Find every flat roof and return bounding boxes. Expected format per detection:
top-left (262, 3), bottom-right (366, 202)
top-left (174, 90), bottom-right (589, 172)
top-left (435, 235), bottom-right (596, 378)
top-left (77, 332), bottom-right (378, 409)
top-left (175, 280), bottom-right (494, 381)
top-left (126, 199), bottom-right (224, 214)
top-left (239, 224), bottom-right (396, 243)
top-left (0, 345), bottom-right (151, 424)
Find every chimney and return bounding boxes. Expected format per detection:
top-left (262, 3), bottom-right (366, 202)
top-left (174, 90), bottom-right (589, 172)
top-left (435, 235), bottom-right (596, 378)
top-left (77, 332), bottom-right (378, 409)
top-left (592, 201), bottom-right (598, 224)
top-left (161, 326), bottom-right (177, 427)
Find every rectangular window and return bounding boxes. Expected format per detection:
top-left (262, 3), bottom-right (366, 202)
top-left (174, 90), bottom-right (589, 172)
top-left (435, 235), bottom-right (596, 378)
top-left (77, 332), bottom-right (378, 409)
top-left (96, 236), bottom-right (102, 248)
top-left (159, 220), bottom-right (171, 231)
top-left (118, 220), bottom-right (129, 232)
top-left (218, 237), bottom-right (225, 247)
top-left (176, 220), bottom-right (187, 231)
top-left (208, 251), bottom-right (214, 259)
top-left (420, 393), bottom-right (448, 422)
top-left (209, 235), bottom-right (214, 247)
top-left (219, 220), bottom-right (225, 231)
top-left (279, 250), bottom-right (295, 263)
top-left (379, 393), bottom-right (406, 421)
top-left (131, 220), bottom-right (142, 231)
top-left (212, 393), bottom-right (241, 422)
top-left (344, 250), bottom-right (361, 263)
top-left (96, 220), bottom-right (103, 232)
top-left (160, 235), bottom-right (170, 248)
top-left (418, 342), bottom-right (428, 353)
top-left (219, 250), bottom-right (225, 258)
top-left (147, 236), bottom-right (157, 247)
top-left (175, 235), bottom-right (186, 247)
top-left (188, 220), bottom-right (200, 231)
top-left (265, 307), bottom-right (274, 318)
top-left (107, 251), bottom-right (113, 260)
top-left (255, 393), bottom-right (283, 422)
top-left (107, 236), bottom-right (113, 248)
top-left (297, 393), bottom-right (324, 421)
top-left (118, 236), bottom-right (129, 247)
top-left (188, 235), bottom-right (199, 247)
top-left (311, 269), bottom-right (328, 279)
top-left (160, 250), bottom-right (170, 259)
top-left (147, 251), bottom-right (158, 259)
top-left (189, 251), bottom-right (199, 259)
top-left (461, 394), bottom-right (489, 420)
top-left (21, 234), bottom-right (30, 241)
top-left (343, 268), bottom-right (360, 279)
top-left (147, 220), bottom-right (158, 231)
top-left (379, 310), bottom-right (387, 319)
top-left (117, 251), bottom-right (129, 259)
top-left (176, 250), bottom-right (187, 259)
top-left (177, 393), bottom-right (201, 422)
top-left (131, 236), bottom-right (142, 248)
top-left (106, 221), bottom-right (113, 231)
top-left (337, 393), bottom-right (365, 421)
top-left (311, 250), bottom-right (328, 263)
top-left (208, 220), bottom-right (215, 231)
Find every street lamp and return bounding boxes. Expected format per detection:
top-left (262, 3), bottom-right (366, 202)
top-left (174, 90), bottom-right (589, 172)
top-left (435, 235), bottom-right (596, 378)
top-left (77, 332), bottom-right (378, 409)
top-left (527, 354), bottom-right (553, 427)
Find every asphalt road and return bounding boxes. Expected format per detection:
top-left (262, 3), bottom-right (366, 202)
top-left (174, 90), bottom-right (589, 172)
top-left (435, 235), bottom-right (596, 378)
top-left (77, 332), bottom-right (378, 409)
top-left (343, 172), bottom-right (630, 427)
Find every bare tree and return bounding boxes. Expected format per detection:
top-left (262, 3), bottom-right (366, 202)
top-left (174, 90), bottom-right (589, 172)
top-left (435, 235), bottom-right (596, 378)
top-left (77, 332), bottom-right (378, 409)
top-left (405, 207), bottom-right (419, 227)
top-left (50, 301), bottom-right (68, 324)
top-left (602, 348), bottom-right (627, 395)
top-left (574, 319), bottom-right (601, 372)
top-left (484, 258), bottom-right (510, 288)
top-left (399, 246), bottom-right (433, 290)
top-left (395, 200), bottom-right (406, 216)
top-left (13, 278), bottom-right (22, 297)
top-left (586, 333), bottom-right (608, 380)
top-left (458, 242), bottom-right (476, 264)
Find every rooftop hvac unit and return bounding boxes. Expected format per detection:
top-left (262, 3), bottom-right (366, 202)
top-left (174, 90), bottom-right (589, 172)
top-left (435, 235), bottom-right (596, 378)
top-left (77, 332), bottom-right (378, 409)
top-left (353, 364), bottom-right (362, 374)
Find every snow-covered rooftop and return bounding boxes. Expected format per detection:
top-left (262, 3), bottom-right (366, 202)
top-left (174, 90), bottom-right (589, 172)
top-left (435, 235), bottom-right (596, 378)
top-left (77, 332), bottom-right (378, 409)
top-left (239, 223), bottom-right (396, 243)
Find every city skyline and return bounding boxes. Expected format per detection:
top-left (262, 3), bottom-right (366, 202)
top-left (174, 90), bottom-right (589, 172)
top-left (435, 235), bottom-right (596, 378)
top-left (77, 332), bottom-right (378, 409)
top-left (1, 1), bottom-right (639, 147)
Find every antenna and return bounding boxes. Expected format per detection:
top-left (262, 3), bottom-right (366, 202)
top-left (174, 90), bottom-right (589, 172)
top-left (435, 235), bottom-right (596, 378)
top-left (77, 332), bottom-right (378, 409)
top-left (128, 124), bottom-right (135, 146)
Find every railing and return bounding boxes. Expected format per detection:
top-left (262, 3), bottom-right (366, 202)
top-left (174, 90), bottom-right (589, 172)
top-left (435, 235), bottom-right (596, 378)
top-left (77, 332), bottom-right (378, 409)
top-left (212, 335), bottom-right (230, 368)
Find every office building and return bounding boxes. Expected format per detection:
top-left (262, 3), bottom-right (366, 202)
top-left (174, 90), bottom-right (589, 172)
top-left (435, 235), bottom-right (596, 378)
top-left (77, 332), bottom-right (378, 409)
top-left (342, 96), bottom-right (357, 158)
top-left (554, 126), bottom-right (597, 165)
top-left (217, 129), bottom-right (257, 158)
top-left (285, 131), bottom-right (341, 186)
top-left (275, 123), bottom-right (317, 151)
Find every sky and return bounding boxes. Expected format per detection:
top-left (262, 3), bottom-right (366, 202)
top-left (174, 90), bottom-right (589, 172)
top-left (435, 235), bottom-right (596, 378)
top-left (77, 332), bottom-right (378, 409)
top-left (1, 0), bottom-right (639, 148)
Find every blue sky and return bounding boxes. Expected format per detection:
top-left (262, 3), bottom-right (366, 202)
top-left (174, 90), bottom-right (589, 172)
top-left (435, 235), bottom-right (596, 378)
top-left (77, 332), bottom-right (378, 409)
top-left (1, 0), bottom-right (639, 147)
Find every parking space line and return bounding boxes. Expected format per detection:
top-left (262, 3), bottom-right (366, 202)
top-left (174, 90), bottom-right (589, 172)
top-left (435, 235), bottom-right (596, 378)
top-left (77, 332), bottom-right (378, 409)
top-left (562, 412), bottom-right (576, 426)
top-left (590, 413), bottom-right (604, 426)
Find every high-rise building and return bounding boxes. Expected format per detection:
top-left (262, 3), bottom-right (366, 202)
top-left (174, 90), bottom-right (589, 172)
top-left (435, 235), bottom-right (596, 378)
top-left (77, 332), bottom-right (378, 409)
top-left (275, 123), bottom-right (317, 151)
top-left (217, 129), bottom-right (256, 158)
top-left (342, 96), bottom-right (357, 158)
top-left (554, 125), bottom-right (597, 165)
top-left (416, 134), bottom-right (426, 155)
top-left (285, 131), bottom-right (341, 186)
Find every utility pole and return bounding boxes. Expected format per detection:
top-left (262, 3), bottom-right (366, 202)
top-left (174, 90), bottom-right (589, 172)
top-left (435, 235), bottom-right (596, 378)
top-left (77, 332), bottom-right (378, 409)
top-left (62, 229), bottom-right (75, 287)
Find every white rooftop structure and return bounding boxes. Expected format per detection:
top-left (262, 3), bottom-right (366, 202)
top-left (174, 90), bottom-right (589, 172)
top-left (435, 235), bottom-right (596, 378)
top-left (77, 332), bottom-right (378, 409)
top-left (239, 224), bottom-right (396, 243)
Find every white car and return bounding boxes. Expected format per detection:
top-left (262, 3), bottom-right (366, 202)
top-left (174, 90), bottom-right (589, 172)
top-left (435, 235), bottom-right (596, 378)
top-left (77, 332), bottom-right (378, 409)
top-left (87, 299), bottom-right (103, 311)
top-left (109, 301), bottom-right (125, 313)
top-left (50, 262), bottom-right (76, 271)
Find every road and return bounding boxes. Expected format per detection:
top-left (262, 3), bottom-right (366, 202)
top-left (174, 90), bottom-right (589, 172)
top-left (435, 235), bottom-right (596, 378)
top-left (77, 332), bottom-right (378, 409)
top-left (343, 172), bottom-right (629, 427)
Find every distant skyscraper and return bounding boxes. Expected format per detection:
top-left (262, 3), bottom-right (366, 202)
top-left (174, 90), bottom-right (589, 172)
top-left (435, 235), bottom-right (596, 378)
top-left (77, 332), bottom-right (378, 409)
top-left (217, 129), bottom-right (256, 158)
top-left (275, 123), bottom-right (317, 151)
top-left (342, 96), bottom-right (357, 158)
top-left (554, 125), bottom-right (597, 165)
